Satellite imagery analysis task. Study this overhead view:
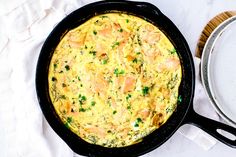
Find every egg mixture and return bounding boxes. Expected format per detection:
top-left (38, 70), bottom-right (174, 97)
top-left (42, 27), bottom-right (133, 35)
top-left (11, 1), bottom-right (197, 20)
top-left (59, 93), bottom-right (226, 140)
top-left (48, 13), bottom-right (182, 147)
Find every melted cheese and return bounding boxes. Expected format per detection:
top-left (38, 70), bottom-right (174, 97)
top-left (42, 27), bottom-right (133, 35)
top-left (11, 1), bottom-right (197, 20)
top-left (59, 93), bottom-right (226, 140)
top-left (48, 13), bottom-right (182, 147)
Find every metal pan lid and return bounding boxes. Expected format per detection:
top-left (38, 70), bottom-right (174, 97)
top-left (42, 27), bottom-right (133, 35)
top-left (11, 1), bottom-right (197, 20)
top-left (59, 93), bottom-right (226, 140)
top-left (201, 16), bottom-right (236, 127)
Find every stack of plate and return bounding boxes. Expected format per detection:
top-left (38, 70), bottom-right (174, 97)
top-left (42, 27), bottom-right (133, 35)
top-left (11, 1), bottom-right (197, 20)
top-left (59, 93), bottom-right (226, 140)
top-left (201, 16), bottom-right (236, 127)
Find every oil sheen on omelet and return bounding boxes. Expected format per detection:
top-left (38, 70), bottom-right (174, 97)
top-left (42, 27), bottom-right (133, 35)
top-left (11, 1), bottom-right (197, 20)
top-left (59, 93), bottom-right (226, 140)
top-left (48, 13), bottom-right (182, 147)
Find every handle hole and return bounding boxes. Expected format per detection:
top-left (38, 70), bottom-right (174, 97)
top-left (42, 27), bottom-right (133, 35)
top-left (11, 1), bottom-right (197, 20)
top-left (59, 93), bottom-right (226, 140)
top-left (217, 129), bottom-right (236, 141)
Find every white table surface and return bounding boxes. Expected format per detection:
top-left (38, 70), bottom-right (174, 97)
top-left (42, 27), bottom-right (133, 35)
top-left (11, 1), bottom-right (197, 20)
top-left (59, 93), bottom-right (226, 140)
top-left (1, 0), bottom-right (236, 157)
top-left (139, 0), bottom-right (236, 156)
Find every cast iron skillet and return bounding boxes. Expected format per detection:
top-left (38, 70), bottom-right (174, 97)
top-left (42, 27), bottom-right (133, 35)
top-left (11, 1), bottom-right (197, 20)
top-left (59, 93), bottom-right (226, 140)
top-left (36, 0), bottom-right (236, 156)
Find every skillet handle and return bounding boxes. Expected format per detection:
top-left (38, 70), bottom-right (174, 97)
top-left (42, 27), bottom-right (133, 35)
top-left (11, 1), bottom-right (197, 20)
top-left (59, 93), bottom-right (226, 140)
top-left (183, 107), bottom-right (236, 148)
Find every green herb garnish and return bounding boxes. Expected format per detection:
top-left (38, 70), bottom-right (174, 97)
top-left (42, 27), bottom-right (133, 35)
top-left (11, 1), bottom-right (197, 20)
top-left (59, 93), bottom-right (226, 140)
top-left (78, 95), bottom-right (86, 105)
top-left (132, 58), bottom-right (138, 63)
top-left (67, 117), bottom-right (72, 123)
top-left (142, 86), bottom-right (149, 96)
top-left (112, 41), bottom-right (120, 49)
top-left (60, 95), bottom-right (66, 99)
top-left (113, 110), bottom-right (117, 114)
top-left (114, 68), bottom-right (125, 77)
top-left (170, 48), bottom-right (177, 54)
top-left (93, 30), bottom-right (97, 35)
top-left (102, 59), bottom-right (108, 64)
top-left (136, 117), bottom-right (142, 123)
top-left (65, 65), bottom-right (70, 71)
top-left (81, 96), bottom-right (86, 101)
top-left (177, 95), bottom-right (182, 105)
top-left (126, 94), bottom-right (132, 101)
top-left (127, 105), bottom-right (131, 110)
top-left (91, 101), bottom-right (96, 106)
top-left (53, 63), bottom-right (57, 69)
top-left (89, 51), bottom-right (97, 56)
top-left (134, 118), bottom-right (143, 127)
top-left (118, 28), bottom-right (123, 32)
top-left (79, 108), bottom-right (86, 112)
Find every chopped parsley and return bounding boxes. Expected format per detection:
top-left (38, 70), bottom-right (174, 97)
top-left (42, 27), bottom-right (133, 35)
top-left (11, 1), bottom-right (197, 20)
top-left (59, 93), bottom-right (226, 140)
top-left (93, 30), bottom-right (97, 35)
top-left (127, 105), bottom-right (131, 110)
top-left (65, 117), bottom-right (72, 128)
top-left (89, 51), bottom-right (97, 56)
top-left (102, 59), bottom-right (108, 64)
top-left (134, 117), bottom-right (143, 127)
top-left (91, 101), bottom-right (96, 106)
top-left (67, 117), bottom-right (72, 123)
top-left (60, 95), bottom-right (66, 99)
top-left (126, 19), bottom-right (129, 23)
top-left (113, 110), bottom-right (117, 114)
top-left (79, 108), bottom-right (86, 112)
top-left (65, 65), bottom-right (70, 71)
top-left (78, 76), bottom-right (81, 81)
top-left (53, 63), bottom-right (57, 69)
top-left (78, 94), bottom-right (86, 105)
top-left (170, 48), bottom-right (177, 54)
top-left (114, 68), bottom-right (125, 77)
top-left (111, 41), bottom-right (120, 49)
top-left (177, 95), bottom-right (182, 105)
top-left (136, 117), bottom-right (142, 123)
top-left (137, 34), bottom-right (142, 46)
top-left (118, 28), bottom-right (123, 32)
top-left (132, 58), bottom-right (138, 63)
top-left (136, 52), bottom-right (141, 55)
top-left (81, 96), bottom-right (86, 101)
top-left (126, 94), bottom-right (132, 101)
top-left (142, 86), bottom-right (150, 96)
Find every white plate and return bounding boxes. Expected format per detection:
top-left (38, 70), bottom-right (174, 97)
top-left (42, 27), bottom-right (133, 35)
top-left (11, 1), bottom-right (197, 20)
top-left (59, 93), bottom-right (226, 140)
top-left (201, 16), bottom-right (236, 127)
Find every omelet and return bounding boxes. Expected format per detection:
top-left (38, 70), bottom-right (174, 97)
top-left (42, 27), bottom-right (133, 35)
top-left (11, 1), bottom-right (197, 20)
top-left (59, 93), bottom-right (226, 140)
top-left (48, 13), bottom-right (182, 147)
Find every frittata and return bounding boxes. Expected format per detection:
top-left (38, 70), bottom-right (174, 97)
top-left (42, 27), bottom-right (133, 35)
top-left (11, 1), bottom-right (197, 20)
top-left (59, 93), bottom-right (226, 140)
top-left (48, 13), bottom-right (182, 147)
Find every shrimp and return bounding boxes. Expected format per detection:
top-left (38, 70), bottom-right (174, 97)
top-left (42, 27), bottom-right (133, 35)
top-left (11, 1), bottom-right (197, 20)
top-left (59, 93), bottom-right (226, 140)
top-left (68, 32), bottom-right (87, 48)
top-left (140, 24), bottom-right (161, 45)
top-left (95, 43), bottom-right (107, 57)
top-left (122, 76), bottom-right (136, 93)
top-left (137, 108), bottom-right (151, 120)
top-left (157, 57), bottom-right (180, 72)
top-left (93, 73), bottom-right (108, 97)
top-left (165, 57), bottom-right (180, 70)
top-left (99, 23), bottom-right (112, 38)
top-left (85, 126), bottom-right (106, 138)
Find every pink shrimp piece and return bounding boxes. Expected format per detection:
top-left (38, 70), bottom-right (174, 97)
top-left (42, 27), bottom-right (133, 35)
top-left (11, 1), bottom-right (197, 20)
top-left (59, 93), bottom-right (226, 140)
top-left (68, 32), bottom-right (86, 48)
top-left (122, 77), bottom-right (136, 93)
top-left (137, 109), bottom-right (151, 120)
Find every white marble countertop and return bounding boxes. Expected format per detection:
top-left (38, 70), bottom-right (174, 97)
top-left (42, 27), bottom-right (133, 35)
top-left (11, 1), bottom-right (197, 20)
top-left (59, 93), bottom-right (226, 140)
top-left (0, 0), bottom-right (236, 157)
top-left (139, 0), bottom-right (236, 156)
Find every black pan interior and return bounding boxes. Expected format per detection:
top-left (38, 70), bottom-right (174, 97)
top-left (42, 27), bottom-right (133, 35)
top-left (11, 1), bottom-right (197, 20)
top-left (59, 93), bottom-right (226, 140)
top-left (35, 1), bottom-right (195, 157)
